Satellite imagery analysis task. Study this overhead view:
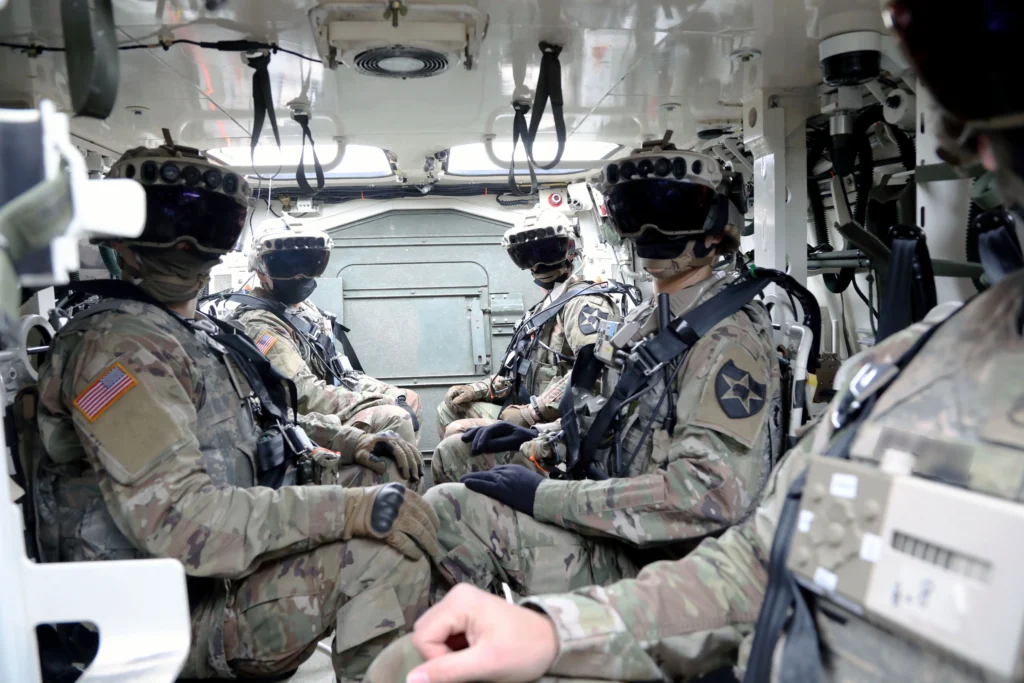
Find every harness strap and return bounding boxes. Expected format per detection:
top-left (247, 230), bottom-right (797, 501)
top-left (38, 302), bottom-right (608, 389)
top-left (294, 110), bottom-right (325, 193)
top-left (246, 52), bottom-right (281, 177)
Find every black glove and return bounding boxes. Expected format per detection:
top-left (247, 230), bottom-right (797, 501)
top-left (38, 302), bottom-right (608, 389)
top-left (461, 422), bottom-right (539, 455)
top-left (461, 465), bottom-right (543, 516)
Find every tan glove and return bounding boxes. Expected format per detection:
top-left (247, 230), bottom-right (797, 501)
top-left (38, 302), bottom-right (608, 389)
top-left (499, 404), bottom-right (536, 427)
top-left (444, 383), bottom-right (483, 412)
top-left (355, 430), bottom-right (424, 483)
top-left (342, 483), bottom-right (441, 560)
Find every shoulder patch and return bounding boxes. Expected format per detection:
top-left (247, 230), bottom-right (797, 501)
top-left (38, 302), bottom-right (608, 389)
top-left (73, 362), bottom-right (137, 422)
top-left (691, 342), bottom-right (771, 448)
top-left (577, 304), bottom-right (610, 336)
top-left (255, 331), bottom-right (278, 355)
top-left (715, 359), bottom-right (767, 419)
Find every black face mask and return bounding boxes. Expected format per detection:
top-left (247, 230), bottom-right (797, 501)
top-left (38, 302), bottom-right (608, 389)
top-left (272, 278), bottom-right (317, 305)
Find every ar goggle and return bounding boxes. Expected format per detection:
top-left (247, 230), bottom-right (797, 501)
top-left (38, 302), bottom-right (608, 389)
top-left (886, 0), bottom-right (1024, 126)
top-left (258, 235), bottom-right (331, 279)
top-left (505, 231), bottom-right (572, 270)
top-left (129, 185), bottom-right (249, 254)
top-left (599, 150), bottom-right (744, 244)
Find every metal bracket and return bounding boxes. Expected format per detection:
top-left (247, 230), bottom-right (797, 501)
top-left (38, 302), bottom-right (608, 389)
top-left (469, 298), bottom-right (488, 372)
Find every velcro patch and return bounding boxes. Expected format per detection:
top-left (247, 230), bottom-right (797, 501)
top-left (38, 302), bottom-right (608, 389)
top-left (255, 331), bottom-right (278, 355)
top-left (73, 362), bottom-right (137, 422)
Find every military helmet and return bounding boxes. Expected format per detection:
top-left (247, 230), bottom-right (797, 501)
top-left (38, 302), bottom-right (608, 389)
top-left (106, 139), bottom-right (251, 254)
top-left (501, 207), bottom-right (579, 271)
top-left (249, 218), bottom-right (334, 281)
top-left (596, 142), bottom-right (746, 250)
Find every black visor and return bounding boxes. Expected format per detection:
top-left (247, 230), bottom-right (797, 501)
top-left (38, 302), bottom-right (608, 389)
top-left (261, 248), bottom-right (331, 279)
top-left (888, 0), bottom-right (1024, 123)
top-left (140, 185), bottom-right (248, 252)
top-left (506, 235), bottom-right (570, 269)
top-left (607, 180), bottom-right (718, 240)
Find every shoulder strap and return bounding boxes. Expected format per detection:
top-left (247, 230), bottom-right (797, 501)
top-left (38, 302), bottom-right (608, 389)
top-left (225, 292), bottom-right (317, 337)
top-left (744, 302), bottom-right (965, 683)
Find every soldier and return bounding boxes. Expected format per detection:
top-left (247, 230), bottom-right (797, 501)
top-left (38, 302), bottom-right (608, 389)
top-left (226, 219), bottom-right (424, 460)
top-left (367, 2), bottom-right (1024, 681)
top-left (31, 141), bottom-right (438, 682)
top-left (432, 206), bottom-right (623, 483)
top-left (421, 144), bottom-right (782, 603)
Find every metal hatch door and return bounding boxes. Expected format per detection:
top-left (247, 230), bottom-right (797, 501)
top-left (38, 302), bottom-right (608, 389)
top-left (311, 209), bottom-right (541, 456)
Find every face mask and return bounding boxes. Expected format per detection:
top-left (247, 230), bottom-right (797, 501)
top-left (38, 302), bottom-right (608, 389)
top-left (637, 239), bottom-right (716, 280)
top-left (272, 277), bottom-right (317, 305)
top-left (120, 247), bottom-right (219, 303)
top-left (530, 262), bottom-right (572, 289)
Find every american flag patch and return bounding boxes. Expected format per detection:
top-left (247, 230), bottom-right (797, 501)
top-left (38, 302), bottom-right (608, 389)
top-left (255, 331), bottom-right (277, 355)
top-left (73, 363), bottom-right (137, 422)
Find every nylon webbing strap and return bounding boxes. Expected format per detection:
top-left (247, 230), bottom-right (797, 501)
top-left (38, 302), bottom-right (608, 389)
top-left (877, 226), bottom-right (937, 342)
top-left (508, 101), bottom-right (538, 195)
top-left (294, 111), bottom-right (325, 193)
top-left (525, 42), bottom-right (566, 170)
top-left (506, 41), bottom-right (566, 195)
top-left (225, 292), bottom-right (317, 337)
top-left (562, 274), bottom-right (774, 477)
top-left (246, 52), bottom-right (281, 173)
top-left (332, 320), bottom-right (364, 373)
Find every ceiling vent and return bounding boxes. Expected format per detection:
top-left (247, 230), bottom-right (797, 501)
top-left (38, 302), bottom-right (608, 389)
top-left (309, 1), bottom-right (488, 77)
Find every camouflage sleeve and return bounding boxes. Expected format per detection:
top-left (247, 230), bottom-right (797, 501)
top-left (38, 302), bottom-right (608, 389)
top-left (61, 328), bottom-right (354, 579)
top-left (522, 441), bottom-right (811, 681)
top-left (560, 293), bottom-right (621, 356)
top-left (238, 309), bottom-right (393, 420)
top-left (532, 321), bottom-right (777, 546)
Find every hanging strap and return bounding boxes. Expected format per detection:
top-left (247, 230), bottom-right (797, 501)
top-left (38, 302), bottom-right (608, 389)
top-left (508, 101), bottom-right (539, 195)
top-left (506, 42), bottom-right (566, 195)
top-left (246, 51), bottom-right (281, 175)
top-left (294, 110), bottom-right (325, 193)
top-left (524, 42), bottom-right (566, 170)
top-left (876, 224), bottom-right (937, 342)
top-left (745, 304), bottom-right (963, 682)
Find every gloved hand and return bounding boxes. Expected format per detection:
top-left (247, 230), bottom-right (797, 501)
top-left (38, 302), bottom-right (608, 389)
top-left (342, 483), bottom-right (441, 560)
top-left (499, 404), bottom-right (535, 428)
top-left (355, 430), bottom-right (424, 483)
top-left (461, 465), bottom-right (544, 516)
top-left (461, 422), bottom-right (538, 455)
top-left (444, 383), bottom-right (484, 412)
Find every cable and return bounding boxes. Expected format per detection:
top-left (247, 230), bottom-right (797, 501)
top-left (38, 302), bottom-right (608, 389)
top-left (0, 38), bottom-right (321, 62)
top-left (851, 274), bottom-right (878, 336)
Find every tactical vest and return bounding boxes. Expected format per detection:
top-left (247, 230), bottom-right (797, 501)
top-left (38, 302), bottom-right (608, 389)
top-left (746, 270), bottom-right (1024, 682)
top-left (501, 278), bottom-right (625, 402)
top-left (32, 299), bottom-right (261, 568)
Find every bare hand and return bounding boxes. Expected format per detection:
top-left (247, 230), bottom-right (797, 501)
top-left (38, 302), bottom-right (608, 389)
top-left (405, 584), bottom-right (559, 683)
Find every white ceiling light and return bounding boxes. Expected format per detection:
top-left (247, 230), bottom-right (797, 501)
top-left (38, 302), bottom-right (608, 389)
top-left (447, 141), bottom-right (621, 176)
top-left (206, 143), bottom-right (392, 178)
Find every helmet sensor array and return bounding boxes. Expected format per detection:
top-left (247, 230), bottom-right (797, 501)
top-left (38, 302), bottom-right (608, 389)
top-left (502, 210), bottom-right (577, 270)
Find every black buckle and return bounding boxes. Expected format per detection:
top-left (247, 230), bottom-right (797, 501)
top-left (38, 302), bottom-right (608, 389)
top-left (630, 344), bottom-right (665, 377)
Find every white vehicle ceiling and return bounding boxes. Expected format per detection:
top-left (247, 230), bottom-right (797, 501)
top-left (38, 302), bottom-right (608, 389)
top-left (0, 0), bottom-right (887, 183)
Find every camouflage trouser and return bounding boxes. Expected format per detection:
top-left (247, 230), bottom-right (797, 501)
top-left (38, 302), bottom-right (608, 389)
top-left (323, 452), bottom-right (425, 494)
top-left (424, 483), bottom-right (640, 598)
top-left (344, 373), bottom-right (423, 444)
top-left (207, 539), bottom-right (432, 683)
top-left (435, 399), bottom-right (502, 440)
top-left (366, 634), bottom-right (619, 683)
top-left (431, 429), bottom-right (540, 485)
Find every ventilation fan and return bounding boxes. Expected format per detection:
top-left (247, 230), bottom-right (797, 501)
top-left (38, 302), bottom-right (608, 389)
top-left (309, 1), bottom-right (487, 77)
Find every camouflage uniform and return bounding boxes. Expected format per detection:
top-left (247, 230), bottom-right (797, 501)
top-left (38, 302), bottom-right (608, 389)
top-left (432, 277), bottom-right (620, 482)
top-left (33, 299), bottom-right (432, 681)
top-left (425, 270), bottom-right (782, 599)
top-left (232, 287), bottom-right (422, 445)
top-left (367, 272), bottom-right (1024, 683)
